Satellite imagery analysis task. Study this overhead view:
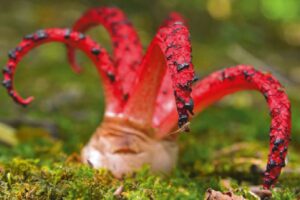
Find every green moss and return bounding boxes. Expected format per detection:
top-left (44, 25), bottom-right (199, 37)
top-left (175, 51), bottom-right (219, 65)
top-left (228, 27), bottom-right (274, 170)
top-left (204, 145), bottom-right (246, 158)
top-left (0, 105), bottom-right (299, 199)
top-left (272, 188), bottom-right (298, 200)
top-left (0, 151), bottom-right (219, 199)
top-left (0, 133), bottom-right (214, 199)
top-left (0, 132), bottom-right (299, 199)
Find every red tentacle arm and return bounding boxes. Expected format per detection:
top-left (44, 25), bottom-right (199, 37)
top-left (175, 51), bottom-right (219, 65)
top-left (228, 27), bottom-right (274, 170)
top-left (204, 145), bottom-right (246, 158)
top-left (156, 65), bottom-right (291, 189)
top-left (153, 13), bottom-right (188, 128)
top-left (66, 7), bottom-right (143, 95)
top-left (123, 22), bottom-right (195, 129)
top-left (160, 12), bottom-right (187, 27)
top-left (2, 28), bottom-right (123, 113)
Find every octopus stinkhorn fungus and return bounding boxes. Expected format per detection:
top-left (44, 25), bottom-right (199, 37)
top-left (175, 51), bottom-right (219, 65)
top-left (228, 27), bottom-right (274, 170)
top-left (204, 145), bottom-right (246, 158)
top-left (2, 7), bottom-right (291, 189)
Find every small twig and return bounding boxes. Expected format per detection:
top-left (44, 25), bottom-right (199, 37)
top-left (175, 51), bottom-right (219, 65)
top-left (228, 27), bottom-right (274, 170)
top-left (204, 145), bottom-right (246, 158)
top-left (169, 122), bottom-right (190, 135)
top-left (250, 186), bottom-right (272, 199)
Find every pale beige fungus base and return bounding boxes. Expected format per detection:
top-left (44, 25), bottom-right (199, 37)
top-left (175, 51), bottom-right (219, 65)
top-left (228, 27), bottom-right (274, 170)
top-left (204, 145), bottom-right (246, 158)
top-left (81, 117), bottom-right (178, 178)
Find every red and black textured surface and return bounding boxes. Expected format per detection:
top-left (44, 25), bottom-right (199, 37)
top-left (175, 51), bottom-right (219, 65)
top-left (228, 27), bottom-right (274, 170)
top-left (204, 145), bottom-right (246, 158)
top-left (124, 20), bottom-right (194, 128)
top-left (66, 7), bottom-right (143, 96)
top-left (2, 7), bottom-right (291, 189)
top-left (2, 7), bottom-right (194, 128)
top-left (156, 65), bottom-right (291, 189)
top-left (2, 28), bottom-right (123, 112)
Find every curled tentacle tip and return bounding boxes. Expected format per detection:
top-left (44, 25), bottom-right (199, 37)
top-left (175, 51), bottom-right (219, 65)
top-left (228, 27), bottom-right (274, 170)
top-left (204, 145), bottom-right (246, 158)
top-left (17, 96), bottom-right (34, 107)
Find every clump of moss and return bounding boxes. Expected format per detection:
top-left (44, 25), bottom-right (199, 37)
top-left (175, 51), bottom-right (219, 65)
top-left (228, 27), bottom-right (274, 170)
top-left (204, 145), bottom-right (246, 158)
top-left (0, 157), bottom-right (220, 199)
top-left (0, 138), bottom-right (222, 199)
top-left (0, 157), bottom-right (117, 199)
top-left (272, 188), bottom-right (298, 200)
top-left (0, 137), bottom-right (299, 199)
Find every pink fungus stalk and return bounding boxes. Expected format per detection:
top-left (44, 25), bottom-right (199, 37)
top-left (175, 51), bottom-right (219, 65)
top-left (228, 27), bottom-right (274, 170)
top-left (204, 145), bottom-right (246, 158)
top-left (2, 7), bottom-right (291, 189)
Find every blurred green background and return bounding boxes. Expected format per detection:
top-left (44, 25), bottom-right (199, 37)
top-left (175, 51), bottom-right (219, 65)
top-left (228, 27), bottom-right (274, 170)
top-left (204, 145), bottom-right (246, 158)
top-left (0, 0), bottom-right (300, 199)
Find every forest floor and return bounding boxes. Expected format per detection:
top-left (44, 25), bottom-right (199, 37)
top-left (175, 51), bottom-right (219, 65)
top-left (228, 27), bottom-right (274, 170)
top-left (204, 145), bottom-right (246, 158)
top-left (0, 73), bottom-right (299, 199)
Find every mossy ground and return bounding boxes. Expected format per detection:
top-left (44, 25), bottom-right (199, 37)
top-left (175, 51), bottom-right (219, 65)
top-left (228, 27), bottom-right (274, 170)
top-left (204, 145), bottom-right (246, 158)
top-left (0, 105), bottom-right (300, 199)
